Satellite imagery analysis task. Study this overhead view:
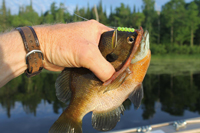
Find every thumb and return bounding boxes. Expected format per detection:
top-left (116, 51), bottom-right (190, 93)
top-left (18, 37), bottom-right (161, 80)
top-left (79, 44), bottom-right (115, 82)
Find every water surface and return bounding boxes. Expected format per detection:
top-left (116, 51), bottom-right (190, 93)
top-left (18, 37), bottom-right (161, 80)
top-left (0, 60), bottom-right (200, 133)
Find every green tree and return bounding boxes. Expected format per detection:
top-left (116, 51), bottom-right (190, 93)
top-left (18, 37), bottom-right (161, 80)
top-left (85, 3), bottom-right (91, 19)
top-left (97, 0), bottom-right (108, 24)
top-left (187, 2), bottom-right (199, 46)
top-left (56, 3), bottom-right (65, 23)
top-left (108, 5), bottom-right (116, 26)
top-left (50, 2), bottom-right (57, 20)
top-left (174, 0), bottom-right (188, 45)
top-left (194, 0), bottom-right (200, 45)
top-left (64, 10), bottom-right (73, 23)
top-left (162, 0), bottom-right (188, 45)
top-left (111, 3), bottom-right (131, 27)
top-left (0, 0), bottom-right (8, 31)
top-left (162, 1), bottom-right (176, 45)
top-left (73, 5), bottom-right (81, 22)
top-left (42, 11), bottom-right (54, 24)
top-left (12, 2), bottom-right (39, 27)
top-left (133, 5), bottom-right (136, 13)
top-left (142, 0), bottom-right (157, 42)
top-left (131, 12), bottom-right (145, 29)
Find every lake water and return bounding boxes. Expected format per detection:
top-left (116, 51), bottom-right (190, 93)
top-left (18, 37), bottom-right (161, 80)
top-left (0, 60), bottom-right (200, 133)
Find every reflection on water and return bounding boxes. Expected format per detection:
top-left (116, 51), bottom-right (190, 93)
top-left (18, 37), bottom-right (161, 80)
top-left (0, 63), bottom-right (200, 132)
top-left (0, 72), bottom-right (67, 117)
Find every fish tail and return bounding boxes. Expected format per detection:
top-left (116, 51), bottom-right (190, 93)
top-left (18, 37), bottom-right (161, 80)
top-left (49, 112), bottom-right (82, 133)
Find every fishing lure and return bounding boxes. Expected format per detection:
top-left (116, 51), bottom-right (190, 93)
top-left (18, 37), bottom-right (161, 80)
top-left (117, 27), bottom-right (135, 32)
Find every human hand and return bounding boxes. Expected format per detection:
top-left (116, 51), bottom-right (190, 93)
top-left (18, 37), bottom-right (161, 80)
top-left (35, 20), bottom-right (115, 82)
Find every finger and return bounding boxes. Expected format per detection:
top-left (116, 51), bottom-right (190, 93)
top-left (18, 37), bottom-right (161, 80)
top-left (79, 44), bottom-right (115, 82)
top-left (88, 19), bottom-right (113, 31)
top-left (101, 25), bottom-right (114, 32)
top-left (98, 22), bottom-right (114, 33)
top-left (96, 25), bottom-right (114, 46)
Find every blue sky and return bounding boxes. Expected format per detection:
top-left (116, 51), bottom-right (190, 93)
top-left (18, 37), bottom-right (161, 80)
top-left (0, 0), bottom-right (194, 16)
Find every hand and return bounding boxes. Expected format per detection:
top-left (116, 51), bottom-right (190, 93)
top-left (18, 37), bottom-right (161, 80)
top-left (35, 20), bottom-right (115, 82)
top-left (0, 20), bottom-right (115, 88)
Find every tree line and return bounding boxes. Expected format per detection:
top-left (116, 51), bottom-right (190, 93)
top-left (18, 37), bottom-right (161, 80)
top-left (1, 0), bottom-right (200, 54)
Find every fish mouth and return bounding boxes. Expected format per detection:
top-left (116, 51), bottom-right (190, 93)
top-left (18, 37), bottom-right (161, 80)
top-left (103, 27), bottom-right (147, 86)
top-left (131, 30), bottom-right (150, 64)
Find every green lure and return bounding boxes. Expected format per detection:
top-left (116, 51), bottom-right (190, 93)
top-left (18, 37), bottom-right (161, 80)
top-left (117, 27), bottom-right (135, 32)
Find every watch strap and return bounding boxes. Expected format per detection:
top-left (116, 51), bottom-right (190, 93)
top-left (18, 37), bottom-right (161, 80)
top-left (16, 26), bottom-right (44, 77)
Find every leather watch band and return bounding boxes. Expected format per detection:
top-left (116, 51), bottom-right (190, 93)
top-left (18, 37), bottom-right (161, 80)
top-left (16, 26), bottom-right (44, 77)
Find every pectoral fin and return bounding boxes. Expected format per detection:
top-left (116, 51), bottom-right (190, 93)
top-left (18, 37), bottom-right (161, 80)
top-left (55, 68), bottom-right (72, 103)
top-left (128, 84), bottom-right (143, 109)
top-left (102, 69), bottom-right (131, 93)
top-left (92, 105), bottom-right (125, 131)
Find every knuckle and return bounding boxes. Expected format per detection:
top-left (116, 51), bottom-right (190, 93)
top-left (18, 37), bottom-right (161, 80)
top-left (87, 19), bottom-right (99, 28)
top-left (89, 19), bottom-right (98, 24)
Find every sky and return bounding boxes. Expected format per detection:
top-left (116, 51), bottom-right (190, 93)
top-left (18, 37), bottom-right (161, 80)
top-left (0, 0), bottom-right (194, 16)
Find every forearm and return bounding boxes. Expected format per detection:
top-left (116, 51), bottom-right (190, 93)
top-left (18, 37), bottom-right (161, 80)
top-left (0, 25), bottom-right (65, 88)
top-left (0, 21), bottom-right (115, 88)
top-left (0, 30), bottom-right (27, 88)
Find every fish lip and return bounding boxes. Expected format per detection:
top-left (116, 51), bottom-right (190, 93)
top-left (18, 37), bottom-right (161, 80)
top-left (143, 30), bottom-right (150, 50)
top-left (131, 30), bottom-right (149, 64)
top-left (103, 27), bottom-right (144, 86)
top-left (131, 30), bottom-right (150, 64)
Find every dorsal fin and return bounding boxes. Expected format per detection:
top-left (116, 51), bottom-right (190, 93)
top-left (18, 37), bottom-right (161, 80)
top-left (55, 68), bottom-right (72, 103)
top-left (92, 105), bottom-right (125, 131)
top-left (128, 84), bottom-right (143, 109)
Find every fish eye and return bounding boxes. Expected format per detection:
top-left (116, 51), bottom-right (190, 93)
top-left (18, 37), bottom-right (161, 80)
top-left (127, 36), bottom-right (135, 44)
top-left (106, 53), bottom-right (118, 62)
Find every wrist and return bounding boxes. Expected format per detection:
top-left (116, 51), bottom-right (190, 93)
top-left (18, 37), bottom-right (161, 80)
top-left (32, 25), bottom-right (53, 68)
top-left (32, 25), bottom-right (47, 55)
top-left (0, 30), bottom-right (27, 87)
top-left (32, 24), bottom-right (65, 71)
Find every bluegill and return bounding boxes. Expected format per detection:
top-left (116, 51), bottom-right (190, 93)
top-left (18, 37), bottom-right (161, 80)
top-left (49, 27), bottom-right (151, 133)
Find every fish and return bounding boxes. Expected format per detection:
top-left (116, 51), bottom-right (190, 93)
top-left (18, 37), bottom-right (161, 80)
top-left (49, 27), bottom-right (151, 133)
